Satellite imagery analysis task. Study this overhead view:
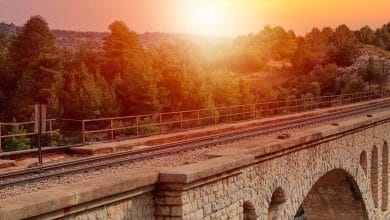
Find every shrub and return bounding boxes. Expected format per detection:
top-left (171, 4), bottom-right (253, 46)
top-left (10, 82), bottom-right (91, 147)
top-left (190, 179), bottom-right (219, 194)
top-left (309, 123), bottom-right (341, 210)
top-left (4, 123), bottom-right (31, 152)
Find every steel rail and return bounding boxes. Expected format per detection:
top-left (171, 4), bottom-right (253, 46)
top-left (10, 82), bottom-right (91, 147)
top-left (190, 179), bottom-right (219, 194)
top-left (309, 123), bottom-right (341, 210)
top-left (0, 101), bottom-right (390, 188)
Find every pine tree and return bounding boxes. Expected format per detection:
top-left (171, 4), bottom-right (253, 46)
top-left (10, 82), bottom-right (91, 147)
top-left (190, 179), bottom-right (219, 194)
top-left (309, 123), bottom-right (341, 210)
top-left (8, 15), bottom-right (60, 119)
top-left (359, 57), bottom-right (382, 90)
top-left (102, 21), bottom-right (161, 115)
top-left (0, 31), bottom-right (10, 119)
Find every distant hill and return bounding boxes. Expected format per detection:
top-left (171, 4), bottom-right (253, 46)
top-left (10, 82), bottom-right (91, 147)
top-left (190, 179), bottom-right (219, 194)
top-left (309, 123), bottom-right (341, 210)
top-left (0, 22), bottom-right (232, 51)
top-left (0, 22), bottom-right (18, 36)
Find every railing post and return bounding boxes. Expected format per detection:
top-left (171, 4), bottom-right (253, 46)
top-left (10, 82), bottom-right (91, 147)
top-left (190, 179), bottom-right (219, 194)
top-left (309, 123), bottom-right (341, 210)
top-left (253, 104), bottom-right (257, 119)
top-left (159, 114), bottom-right (163, 133)
top-left (242, 105), bottom-right (245, 120)
top-left (214, 109), bottom-right (217, 124)
top-left (136, 116), bottom-right (139, 136)
top-left (81, 120), bottom-right (86, 143)
top-left (229, 106), bottom-right (232, 123)
top-left (311, 98), bottom-right (314, 109)
top-left (110, 119), bottom-right (114, 140)
top-left (180, 112), bottom-right (183, 129)
top-left (0, 123), bottom-right (2, 152)
top-left (49, 119), bottom-right (53, 144)
top-left (197, 110), bottom-right (200, 127)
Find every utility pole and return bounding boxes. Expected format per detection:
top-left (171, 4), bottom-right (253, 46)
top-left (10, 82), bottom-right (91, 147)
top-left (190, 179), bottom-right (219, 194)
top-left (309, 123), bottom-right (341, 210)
top-left (35, 104), bottom-right (46, 165)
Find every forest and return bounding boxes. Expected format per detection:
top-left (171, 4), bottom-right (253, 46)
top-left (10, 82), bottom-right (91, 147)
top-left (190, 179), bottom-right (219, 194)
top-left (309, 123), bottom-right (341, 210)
top-left (0, 15), bottom-right (390, 122)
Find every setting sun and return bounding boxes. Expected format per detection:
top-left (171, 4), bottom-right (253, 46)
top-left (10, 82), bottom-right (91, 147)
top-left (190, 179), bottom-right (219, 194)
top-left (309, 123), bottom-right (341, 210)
top-left (181, 1), bottom-right (227, 36)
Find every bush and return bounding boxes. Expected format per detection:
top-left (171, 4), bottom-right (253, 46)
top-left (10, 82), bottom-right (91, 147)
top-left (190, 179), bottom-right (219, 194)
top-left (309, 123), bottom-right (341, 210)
top-left (31, 132), bottom-right (64, 147)
top-left (4, 123), bottom-right (31, 152)
top-left (139, 116), bottom-right (161, 136)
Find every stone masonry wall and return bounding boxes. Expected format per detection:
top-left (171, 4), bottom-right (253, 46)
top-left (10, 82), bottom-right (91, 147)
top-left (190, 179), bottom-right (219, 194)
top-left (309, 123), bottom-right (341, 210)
top-left (63, 192), bottom-right (155, 220)
top-left (157, 114), bottom-right (390, 219)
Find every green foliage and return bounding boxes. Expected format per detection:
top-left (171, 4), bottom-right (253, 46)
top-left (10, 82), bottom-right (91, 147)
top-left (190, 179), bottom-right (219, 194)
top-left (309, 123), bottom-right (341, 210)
top-left (0, 16), bottom-right (388, 124)
top-left (7, 15), bottom-right (60, 119)
top-left (230, 26), bottom-right (297, 73)
top-left (0, 31), bottom-right (12, 119)
top-left (333, 25), bottom-right (359, 66)
top-left (359, 57), bottom-right (383, 90)
top-left (374, 23), bottom-right (390, 50)
top-left (4, 122), bottom-right (31, 152)
top-left (150, 40), bottom-right (206, 111)
top-left (139, 116), bottom-right (161, 136)
top-left (292, 27), bottom-right (337, 73)
top-left (355, 26), bottom-right (375, 44)
top-left (60, 62), bottom-right (119, 119)
top-left (292, 25), bottom-right (359, 73)
top-left (307, 82), bottom-right (322, 97)
top-left (342, 79), bottom-right (365, 94)
top-left (103, 21), bottom-right (161, 115)
top-left (250, 80), bottom-right (278, 102)
top-left (294, 206), bottom-right (305, 218)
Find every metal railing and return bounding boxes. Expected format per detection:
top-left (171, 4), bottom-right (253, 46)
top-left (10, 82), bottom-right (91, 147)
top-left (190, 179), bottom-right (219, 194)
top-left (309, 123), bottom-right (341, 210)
top-left (1, 90), bottom-right (390, 152)
top-left (0, 119), bottom-right (57, 152)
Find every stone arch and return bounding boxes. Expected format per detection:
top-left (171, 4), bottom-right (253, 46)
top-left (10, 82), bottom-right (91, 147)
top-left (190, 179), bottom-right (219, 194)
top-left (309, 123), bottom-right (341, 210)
top-left (360, 150), bottom-right (368, 175)
top-left (243, 201), bottom-right (257, 220)
top-left (267, 187), bottom-right (286, 220)
top-left (382, 141), bottom-right (389, 211)
top-left (287, 147), bottom-right (372, 219)
top-left (301, 169), bottom-right (368, 219)
top-left (371, 145), bottom-right (379, 208)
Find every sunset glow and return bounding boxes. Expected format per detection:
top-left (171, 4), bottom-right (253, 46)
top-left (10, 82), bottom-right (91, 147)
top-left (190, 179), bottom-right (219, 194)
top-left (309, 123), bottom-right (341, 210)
top-left (185, 4), bottom-right (223, 36)
top-left (0, 0), bottom-right (389, 36)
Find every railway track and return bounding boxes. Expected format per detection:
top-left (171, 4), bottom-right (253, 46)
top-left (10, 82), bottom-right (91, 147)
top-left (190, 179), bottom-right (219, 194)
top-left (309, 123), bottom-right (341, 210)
top-left (1, 100), bottom-right (390, 189)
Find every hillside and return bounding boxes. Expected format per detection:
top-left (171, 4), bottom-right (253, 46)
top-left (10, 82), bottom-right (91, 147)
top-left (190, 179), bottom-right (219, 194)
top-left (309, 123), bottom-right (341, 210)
top-left (0, 22), bottom-right (232, 51)
top-left (339, 45), bottom-right (390, 87)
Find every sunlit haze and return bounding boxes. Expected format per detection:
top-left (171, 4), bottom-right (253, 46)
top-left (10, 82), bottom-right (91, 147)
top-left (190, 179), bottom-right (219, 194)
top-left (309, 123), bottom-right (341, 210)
top-left (0, 0), bottom-right (389, 36)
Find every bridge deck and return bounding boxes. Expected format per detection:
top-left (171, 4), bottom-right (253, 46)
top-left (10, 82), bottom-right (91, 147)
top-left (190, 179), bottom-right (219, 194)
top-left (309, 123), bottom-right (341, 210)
top-left (68, 97), bottom-right (390, 155)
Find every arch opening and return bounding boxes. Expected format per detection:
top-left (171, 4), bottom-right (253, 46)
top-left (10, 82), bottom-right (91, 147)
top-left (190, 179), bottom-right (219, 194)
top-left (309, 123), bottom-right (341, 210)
top-left (267, 187), bottom-right (286, 220)
top-left (382, 141), bottom-right (389, 211)
top-left (300, 169), bottom-right (368, 220)
top-left (371, 145), bottom-right (379, 208)
top-left (360, 150), bottom-right (368, 175)
top-left (243, 201), bottom-right (257, 220)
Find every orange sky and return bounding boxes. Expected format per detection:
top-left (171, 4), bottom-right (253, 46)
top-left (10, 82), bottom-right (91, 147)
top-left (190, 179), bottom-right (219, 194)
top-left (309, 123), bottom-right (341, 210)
top-left (0, 0), bottom-right (389, 37)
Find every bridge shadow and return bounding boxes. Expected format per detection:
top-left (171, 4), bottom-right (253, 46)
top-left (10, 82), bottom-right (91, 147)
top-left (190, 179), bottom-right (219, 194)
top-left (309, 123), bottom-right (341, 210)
top-left (296, 169), bottom-right (368, 220)
top-left (267, 187), bottom-right (286, 220)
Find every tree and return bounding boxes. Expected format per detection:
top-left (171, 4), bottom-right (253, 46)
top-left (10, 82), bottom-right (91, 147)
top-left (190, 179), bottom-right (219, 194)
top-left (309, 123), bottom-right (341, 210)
top-left (359, 57), bottom-right (382, 90)
top-left (8, 15), bottom-right (59, 119)
top-left (374, 24), bottom-right (390, 50)
top-left (355, 26), bottom-right (375, 44)
top-left (4, 121), bottom-right (31, 152)
top-left (102, 20), bottom-right (143, 83)
top-left (307, 82), bottom-right (322, 97)
top-left (150, 40), bottom-right (206, 111)
top-left (102, 21), bottom-right (160, 114)
top-left (292, 27), bottom-right (336, 73)
top-left (332, 25), bottom-right (359, 66)
top-left (309, 63), bottom-right (339, 94)
top-left (0, 31), bottom-right (10, 119)
top-left (59, 62), bottom-right (119, 119)
top-left (342, 79), bottom-right (365, 94)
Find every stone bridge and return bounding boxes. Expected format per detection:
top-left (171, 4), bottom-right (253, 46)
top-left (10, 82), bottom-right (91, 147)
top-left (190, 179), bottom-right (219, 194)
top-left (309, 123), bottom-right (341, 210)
top-left (0, 111), bottom-right (389, 219)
